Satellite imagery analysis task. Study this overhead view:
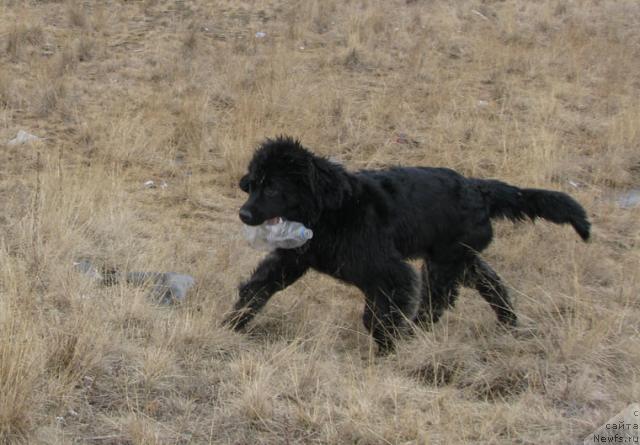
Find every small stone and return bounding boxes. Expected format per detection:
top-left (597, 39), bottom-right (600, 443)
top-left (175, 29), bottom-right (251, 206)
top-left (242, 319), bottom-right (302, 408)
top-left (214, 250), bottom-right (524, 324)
top-left (618, 188), bottom-right (640, 209)
top-left (395, 133), bottom-right (420, 147)
top-left (73, 259), bottom-right (103, 281)
top-left (8, 130), bottom-right (41, 146)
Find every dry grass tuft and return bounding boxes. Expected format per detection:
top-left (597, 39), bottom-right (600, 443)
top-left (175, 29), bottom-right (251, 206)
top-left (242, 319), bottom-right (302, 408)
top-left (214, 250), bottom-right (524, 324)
top-left (66, 0), bottom-right (88, 29)
top-left (181, 27), bottom-right (198, 56)
top-left (0, 318), bottom-right (44, 444)
top-left (0, 0), bottom-right (638, 443)
top-left (0, 70), bottom-right (10, 108)
top-left (34, 75), bottom-right (67, 117)
top-left (5, 23), bottom-right (44, 62)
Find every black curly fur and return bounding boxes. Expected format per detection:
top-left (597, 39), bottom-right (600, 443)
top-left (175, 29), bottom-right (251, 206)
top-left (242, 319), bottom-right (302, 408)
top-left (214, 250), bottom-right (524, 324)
top-left (224, 136), bottom-right (590, 353)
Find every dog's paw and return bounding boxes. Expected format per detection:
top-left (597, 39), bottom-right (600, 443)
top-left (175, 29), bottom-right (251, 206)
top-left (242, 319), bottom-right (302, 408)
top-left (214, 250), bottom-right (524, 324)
top-left (497, 313), bottom-right (518, 328)
top-left (221, 311), bottom-right (250, 331)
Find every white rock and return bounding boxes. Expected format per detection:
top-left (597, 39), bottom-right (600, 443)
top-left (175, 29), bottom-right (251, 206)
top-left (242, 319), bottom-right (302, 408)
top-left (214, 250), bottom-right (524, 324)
top-left (255, 31), bottom-right (267, 38)
top-left (8, 130), bottom-right (41, 146)
top-left (618, 189), bottom-right (640, 209)
top-left (73, 260), bottom-right (102, 281)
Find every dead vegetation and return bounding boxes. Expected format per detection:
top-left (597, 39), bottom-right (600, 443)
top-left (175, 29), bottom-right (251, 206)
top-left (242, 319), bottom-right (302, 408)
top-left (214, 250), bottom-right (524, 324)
top-left (0, 0), bottom-right (639, 443)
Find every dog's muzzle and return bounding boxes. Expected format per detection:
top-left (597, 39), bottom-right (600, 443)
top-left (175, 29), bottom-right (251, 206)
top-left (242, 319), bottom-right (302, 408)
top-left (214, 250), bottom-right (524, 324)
top-left (239, 208), bottom-right (255, 225)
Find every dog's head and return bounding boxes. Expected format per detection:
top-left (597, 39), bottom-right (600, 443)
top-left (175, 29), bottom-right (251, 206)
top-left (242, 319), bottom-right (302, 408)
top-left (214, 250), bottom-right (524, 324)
top-left (238, 136), bottom-right (352, 226)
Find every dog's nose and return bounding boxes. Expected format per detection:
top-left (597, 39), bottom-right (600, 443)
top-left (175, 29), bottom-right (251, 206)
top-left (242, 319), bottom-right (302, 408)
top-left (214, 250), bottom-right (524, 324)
top-left (239, 208), bottom-right (253, 224)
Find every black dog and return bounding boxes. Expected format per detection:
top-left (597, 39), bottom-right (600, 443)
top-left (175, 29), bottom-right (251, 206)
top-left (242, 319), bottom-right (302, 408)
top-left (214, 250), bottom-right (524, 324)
top-left (224, 136), bottom-right (590, 352)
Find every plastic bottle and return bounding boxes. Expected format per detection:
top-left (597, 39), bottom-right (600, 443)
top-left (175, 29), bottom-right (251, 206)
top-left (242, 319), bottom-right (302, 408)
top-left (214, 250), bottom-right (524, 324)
top-left (243, 218), bottom-right (313, 251)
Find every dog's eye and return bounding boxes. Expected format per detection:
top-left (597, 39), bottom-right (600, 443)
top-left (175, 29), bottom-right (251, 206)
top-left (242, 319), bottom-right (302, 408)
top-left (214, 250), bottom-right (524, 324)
top-left (239, 175), bottom-right (251, 193)
top-left (264, 186), bottom-right (279, 197)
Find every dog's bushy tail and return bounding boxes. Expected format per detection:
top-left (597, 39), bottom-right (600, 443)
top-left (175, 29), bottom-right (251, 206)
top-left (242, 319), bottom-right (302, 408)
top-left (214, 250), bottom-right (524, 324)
top-left (476, 179), bottom-right (590, 241)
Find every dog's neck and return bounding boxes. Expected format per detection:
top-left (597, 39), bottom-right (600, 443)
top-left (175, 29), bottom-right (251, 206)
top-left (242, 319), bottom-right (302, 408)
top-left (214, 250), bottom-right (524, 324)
top-left (308, 170), bottom-right (371, 228)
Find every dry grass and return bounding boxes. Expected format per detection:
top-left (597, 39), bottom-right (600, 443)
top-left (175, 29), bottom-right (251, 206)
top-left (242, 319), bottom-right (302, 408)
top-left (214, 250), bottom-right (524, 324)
top-left (1, 0), bottom-right (639, 443)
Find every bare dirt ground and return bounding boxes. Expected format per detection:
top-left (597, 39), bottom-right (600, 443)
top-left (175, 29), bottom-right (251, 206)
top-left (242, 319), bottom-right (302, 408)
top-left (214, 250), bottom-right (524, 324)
top-left (0, 0), bottom-right (639, 443)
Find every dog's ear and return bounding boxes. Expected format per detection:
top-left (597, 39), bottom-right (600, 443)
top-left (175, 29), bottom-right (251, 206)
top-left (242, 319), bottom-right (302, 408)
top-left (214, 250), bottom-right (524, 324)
top-left (239, 174), bottom-right (251, 193)
top-left (308, 157), bottom-right (350, 210)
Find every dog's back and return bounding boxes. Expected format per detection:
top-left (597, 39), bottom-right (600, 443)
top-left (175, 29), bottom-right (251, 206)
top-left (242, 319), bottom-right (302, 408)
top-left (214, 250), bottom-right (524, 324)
top-left (354, 166), bottom-right (492, 257)
top-left (354, 166), bottom-right (589, 259)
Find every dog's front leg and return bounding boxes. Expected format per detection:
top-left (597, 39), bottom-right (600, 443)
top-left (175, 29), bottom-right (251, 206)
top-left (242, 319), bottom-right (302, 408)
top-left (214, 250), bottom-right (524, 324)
top-left (361, 261), bottom-right (420, 355)
top-left (223, 250), bottom-right (308, 331)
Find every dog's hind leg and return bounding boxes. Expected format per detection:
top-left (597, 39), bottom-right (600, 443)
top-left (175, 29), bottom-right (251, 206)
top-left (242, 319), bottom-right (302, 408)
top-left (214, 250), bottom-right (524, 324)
top-left (223, 250), bottom-right (308, 331)
top-left (414, 259), bottom-right (466, 328)
top-left (463, 257), bottom-right (517, 326)
top-left (360, 260), bottom-right (420, 354)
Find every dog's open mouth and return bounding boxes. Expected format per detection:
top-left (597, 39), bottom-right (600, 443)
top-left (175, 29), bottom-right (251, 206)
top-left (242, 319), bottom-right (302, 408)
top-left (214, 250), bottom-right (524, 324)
top-left (265, 217), bottom-right (282, 225)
